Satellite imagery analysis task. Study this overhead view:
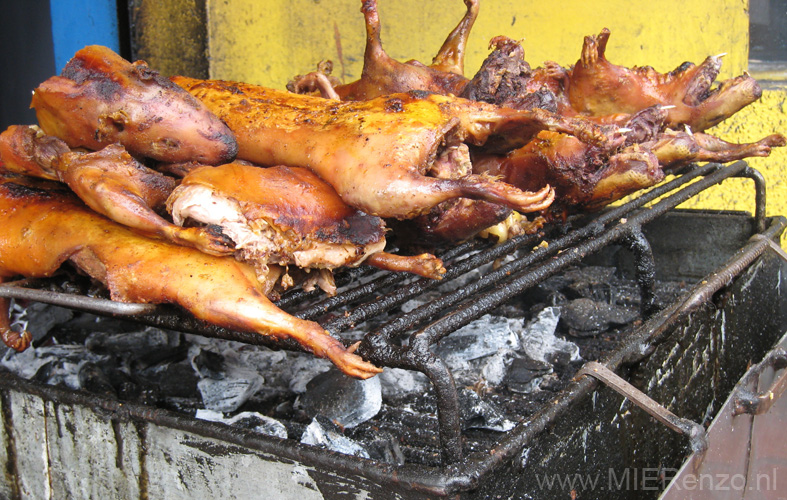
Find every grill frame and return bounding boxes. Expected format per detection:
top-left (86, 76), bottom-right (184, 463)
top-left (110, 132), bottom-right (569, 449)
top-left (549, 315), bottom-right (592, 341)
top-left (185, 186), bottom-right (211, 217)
top-left (0, 162), bottom-right (785, 498)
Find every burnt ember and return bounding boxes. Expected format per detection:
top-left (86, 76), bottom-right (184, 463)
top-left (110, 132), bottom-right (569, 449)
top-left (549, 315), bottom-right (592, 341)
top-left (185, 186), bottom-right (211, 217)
top-left (0, 262), bottom-right (689, 466)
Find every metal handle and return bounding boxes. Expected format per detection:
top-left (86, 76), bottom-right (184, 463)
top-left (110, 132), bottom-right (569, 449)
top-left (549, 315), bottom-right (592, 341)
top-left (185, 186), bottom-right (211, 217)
top-left (576, 361), bottom-right (708, 453)
top-left (733, 347), bottom-right (787, 416)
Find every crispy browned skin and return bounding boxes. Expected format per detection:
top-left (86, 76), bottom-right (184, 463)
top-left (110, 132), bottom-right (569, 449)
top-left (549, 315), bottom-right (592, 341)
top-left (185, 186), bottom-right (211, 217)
top-left (473, 131), bottom-right (663, 212)
top-left (289, 0), bottom-right (475, 100)
top-left (566, 29), bottom-right (762, 131)
top-left (649, 131), bottom-right (786, 170)
top-left (474, 128), bottom-right (786, 213)
top-left (409, 199), bottom-right (512, 242)
top-left (0, 177), bottom-right (381, 378)
top-left (168, 163), bottom-right (445, 279)
top-left (172, 76), bottom-right (628, 219)
top-left (31, 45), bottom-right (237, 164)
top-left (0, 125), bottom-right (235, 256)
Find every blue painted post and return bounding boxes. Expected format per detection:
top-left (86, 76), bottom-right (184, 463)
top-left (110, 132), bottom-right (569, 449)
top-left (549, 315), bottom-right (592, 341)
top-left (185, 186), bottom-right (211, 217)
top-left (49, 0), bottom-right (120, 73)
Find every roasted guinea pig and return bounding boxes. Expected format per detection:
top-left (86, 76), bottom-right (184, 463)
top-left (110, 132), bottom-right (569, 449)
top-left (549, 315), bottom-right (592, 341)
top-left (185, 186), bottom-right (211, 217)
top-left (31, 45), bottom-right (237, 164)
top-left (473, 127), bottom-right (785, 214)
top-left (173, 76), bottom-right (628, 219)
top-left (565, 29), bottom-right (762, 131)
top-left (167, 162), bottom-right (446, 290)
top-left (0, 125), bottom-right (234, 256)
top-left (473, 131), bottom-right (663, 213)
top-left (0, 175), bottom-right (381, 378)
top-left (288, 0), bottom-right (476, 100)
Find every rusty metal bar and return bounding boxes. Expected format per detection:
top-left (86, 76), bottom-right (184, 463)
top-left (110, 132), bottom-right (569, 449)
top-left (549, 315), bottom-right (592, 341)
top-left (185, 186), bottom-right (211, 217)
top-left (575, 361), bottom-right (708, 452)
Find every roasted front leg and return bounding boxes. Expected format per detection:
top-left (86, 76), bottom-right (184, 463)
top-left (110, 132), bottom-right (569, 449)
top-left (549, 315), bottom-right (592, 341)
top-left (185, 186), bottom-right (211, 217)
top-left (31, 45), bottom-right (237, 164)
top-left (0, 125), bottom-right (235, 256)
top-left (0, 177), bottom-right (381, 378)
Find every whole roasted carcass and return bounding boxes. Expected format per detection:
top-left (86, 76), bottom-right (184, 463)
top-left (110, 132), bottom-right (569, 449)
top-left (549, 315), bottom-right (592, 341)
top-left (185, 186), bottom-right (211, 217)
top-left (0, 125), bottom-right (445, 290)
top-left (289, 0), bottom-right (476, 100)
top-left (31, 45), bottom-right (238, 165)
top-left (474, 129), bottom-right (786, 213)
top-left (0, 175), bottom-right (381, 378)
top-left (174, 76), bottom-right (627, 220)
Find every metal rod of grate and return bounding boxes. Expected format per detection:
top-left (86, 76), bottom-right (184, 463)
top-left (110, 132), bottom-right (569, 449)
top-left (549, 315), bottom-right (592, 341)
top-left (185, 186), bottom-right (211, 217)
top-left (0, 161), bottom-right (769, 466)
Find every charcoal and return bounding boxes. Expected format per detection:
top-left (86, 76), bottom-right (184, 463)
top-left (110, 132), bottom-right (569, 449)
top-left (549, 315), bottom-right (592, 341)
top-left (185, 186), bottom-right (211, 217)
top-left (190, 348), bottom-right (225, 379)
top-left (458, 389), bottom-right (515, 432)
top-left (559, 298), bottom-right (638, 337)
top-left (515, 307), bottom-right (581, 364)
top-left (379, 368), bottom-right (430, 402)
top-left (78, 362), bottom-right (117, 398)
top-left (435, 315), bottom-right (521, 370)
top-left (141, 361), bottom-right (200, 399)
top-left (300, 415), bottom-right (370, 458)
top-left (563, 266), bottom-right (618, 301)
top-left (363, 432), bottom-right (406, 465)
top-left (195, 409), bottom-right (288, 439)
top-left (85, 327), bottom-right (183, 368)
top-left (197, 370), bottom-right (264, 413)
top-left (297, 369), bottom-right (382, 428)
top-left (1, 344), bottom-right (107, 390)
top-left (18, 302), bottom-right (73, 343)
top-left (503, 356), bottom-right (553, 393)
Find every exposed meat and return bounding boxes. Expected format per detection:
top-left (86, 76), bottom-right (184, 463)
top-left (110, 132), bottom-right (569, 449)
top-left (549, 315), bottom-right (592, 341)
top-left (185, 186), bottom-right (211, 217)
top-left (168, 163), bottom-right (446, 285)
top-left (174, 76), bottom-right (628, 219)
top-left (0, 175), bottom-right (381, 378)
top-left (288, 0), bottom-right (476, 100)
top-left (566, 29), bottom-right (763, 131)
top-left (31, 45), bottom-right (237, 164)
top-left (0, 125), bottom-right (235, 256)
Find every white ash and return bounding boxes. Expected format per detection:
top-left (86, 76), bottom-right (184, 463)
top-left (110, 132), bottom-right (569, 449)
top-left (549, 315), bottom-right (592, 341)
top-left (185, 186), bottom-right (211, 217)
top-left (197, 373), bottom-right (264, 413)
top-left (1, 344), bottom-right (108, 390)
top-left (514, 306), bottom-right (581, 364)
top-left (378, 368), bottom-right (430, 401)
top-left (195, 409), bottom-right (287, 439)
top-left (296, 369), bottom-right (382, 428)
top-left (301, 415), bottom-right (370, 459)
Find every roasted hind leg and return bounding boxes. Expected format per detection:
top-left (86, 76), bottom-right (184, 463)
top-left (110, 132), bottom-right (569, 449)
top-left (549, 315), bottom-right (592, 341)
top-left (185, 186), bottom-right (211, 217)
top-left (0, 125), bottom-right (234, 256)
top-left (649, 130), bottom-right (786, 170)
top-left (0, 177), bottom-right (380, 378)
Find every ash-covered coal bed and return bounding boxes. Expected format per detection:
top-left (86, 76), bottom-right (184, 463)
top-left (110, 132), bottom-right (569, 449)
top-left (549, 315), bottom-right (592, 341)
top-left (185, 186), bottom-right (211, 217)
top-left (0, 263), bottom-right (688, 467)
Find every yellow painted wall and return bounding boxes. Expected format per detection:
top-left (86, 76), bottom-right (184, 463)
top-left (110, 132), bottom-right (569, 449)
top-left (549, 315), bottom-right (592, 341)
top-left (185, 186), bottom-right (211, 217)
top-left (206, 0), bottom-right (749, 88)
top-left (204, 0), bottom-right (785, 246)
